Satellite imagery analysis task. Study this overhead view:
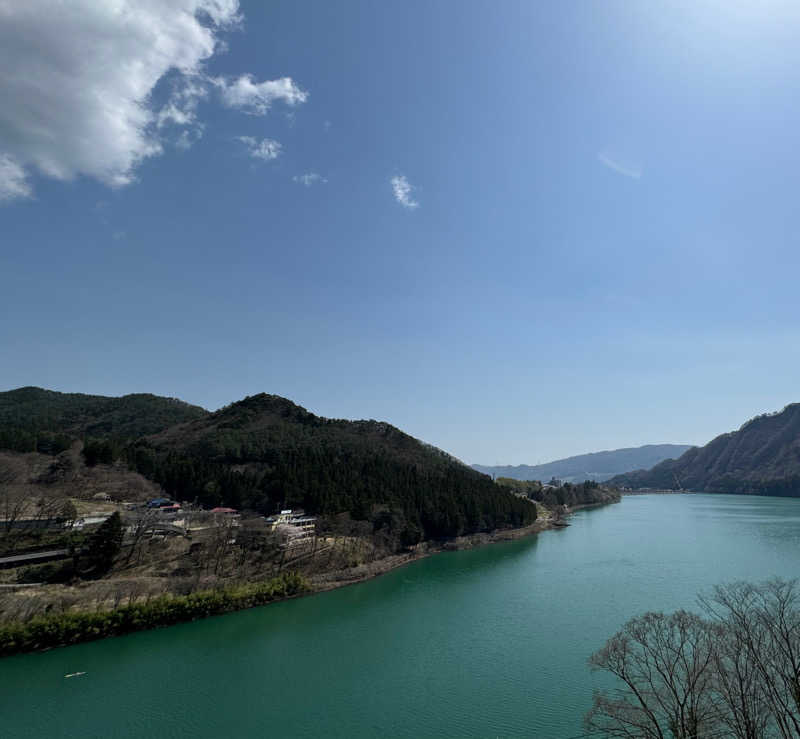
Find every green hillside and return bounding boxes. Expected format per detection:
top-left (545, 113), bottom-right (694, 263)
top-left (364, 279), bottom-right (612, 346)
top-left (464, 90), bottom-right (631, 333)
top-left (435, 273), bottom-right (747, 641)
top-left (0, 386), bottom-right (208, 454)
top-left (0, 388), bottom-right (536, 542)
top-left (129, 393), bottom-right (536, 539)
top-left (611, 403), bottom-right (800, 496)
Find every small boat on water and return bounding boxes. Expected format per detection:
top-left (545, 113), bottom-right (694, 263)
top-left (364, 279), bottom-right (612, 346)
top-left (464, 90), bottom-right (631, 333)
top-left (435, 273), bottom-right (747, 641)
top-left (64, 672), bottom-right (86, 679)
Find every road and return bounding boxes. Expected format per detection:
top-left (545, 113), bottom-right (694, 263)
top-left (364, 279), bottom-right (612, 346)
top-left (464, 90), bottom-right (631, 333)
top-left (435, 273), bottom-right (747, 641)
top-left (0, 548), bottom-right (70, 569)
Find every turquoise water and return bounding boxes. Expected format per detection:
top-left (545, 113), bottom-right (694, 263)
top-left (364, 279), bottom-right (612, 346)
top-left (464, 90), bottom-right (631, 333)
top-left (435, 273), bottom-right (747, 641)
top-left (3, 494), bottom-right (800, 738)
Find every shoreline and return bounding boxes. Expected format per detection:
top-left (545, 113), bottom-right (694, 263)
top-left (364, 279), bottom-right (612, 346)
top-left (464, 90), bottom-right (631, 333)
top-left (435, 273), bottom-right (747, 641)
top-left (621, 489), bottom-right (691, 495)
top-left (0, 501), bottom-right (618, 657)
top-left (309, 516), bottom-right (558, 595)
top-left (307, 497), bottom-right (620, 595)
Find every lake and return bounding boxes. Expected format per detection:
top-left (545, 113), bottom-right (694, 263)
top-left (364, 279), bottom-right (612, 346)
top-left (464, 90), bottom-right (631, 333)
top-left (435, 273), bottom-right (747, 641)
top-left (3, 493), bottom-right (800, 738)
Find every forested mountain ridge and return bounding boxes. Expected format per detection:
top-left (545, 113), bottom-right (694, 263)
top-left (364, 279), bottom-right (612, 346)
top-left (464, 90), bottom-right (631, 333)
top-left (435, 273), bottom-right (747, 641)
top-left (611, 403), bottom-right (800, 496)
top-left (0, 386), bottom-right (208, 454)
top-left (129, 393), bottom-right (536, 539)
top-left (473, 444), bottom-right (693, 483)
top-left (0, 388), bottom-right (536, 542)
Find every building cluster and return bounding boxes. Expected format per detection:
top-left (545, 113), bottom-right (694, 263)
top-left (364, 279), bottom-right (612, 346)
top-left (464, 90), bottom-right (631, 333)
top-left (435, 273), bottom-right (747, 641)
top-left (265, 509), bottom-right (317, 547)
top-left (129, 498), bottom-right (242, 538)
top-left (131, 501), bottom-right (316, 547)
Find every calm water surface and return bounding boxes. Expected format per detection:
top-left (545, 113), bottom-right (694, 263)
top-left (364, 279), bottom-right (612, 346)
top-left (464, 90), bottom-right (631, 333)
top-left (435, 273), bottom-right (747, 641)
top-left (3, 494), bottom-right (800, 738)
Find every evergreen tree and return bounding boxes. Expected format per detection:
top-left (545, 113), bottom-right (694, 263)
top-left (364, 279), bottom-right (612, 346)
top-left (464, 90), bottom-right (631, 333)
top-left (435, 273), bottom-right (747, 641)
top-left (85, 512), bottom-right (123, 575)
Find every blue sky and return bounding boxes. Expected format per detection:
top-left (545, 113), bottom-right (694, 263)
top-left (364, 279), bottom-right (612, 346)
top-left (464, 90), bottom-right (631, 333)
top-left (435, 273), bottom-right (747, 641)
top-left (2, 0), bottom-right (800, 465)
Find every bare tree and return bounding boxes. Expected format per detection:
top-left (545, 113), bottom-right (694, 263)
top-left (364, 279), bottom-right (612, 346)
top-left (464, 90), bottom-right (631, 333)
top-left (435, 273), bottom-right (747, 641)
top-left (205, 515), bottom-right (238, 576)
top-left (0, 456), bottom-right (29, 546)
top-left (233, 517), bottom-right (276, 573)
top-left (586, 610), bottom-right (719, 739)
top-left (708, 610), bottom-right (771, 739)
top-left (589, 580), bottom-right (800, 739)
top-left (123, 508), bottom-right (160, 566)
top-left (702, 580), bottom-right (800, 739)
top-left (29, 491), bottom-right (72, 531)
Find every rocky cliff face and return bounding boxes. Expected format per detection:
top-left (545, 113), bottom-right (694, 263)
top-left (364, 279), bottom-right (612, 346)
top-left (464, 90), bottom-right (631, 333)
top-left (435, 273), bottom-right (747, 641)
top-left (611, 404), bottom-right (800, 496)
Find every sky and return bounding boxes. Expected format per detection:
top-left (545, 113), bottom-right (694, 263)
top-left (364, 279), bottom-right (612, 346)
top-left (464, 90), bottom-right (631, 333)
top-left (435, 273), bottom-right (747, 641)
top-left (2, 0), bottom-right (800, 466)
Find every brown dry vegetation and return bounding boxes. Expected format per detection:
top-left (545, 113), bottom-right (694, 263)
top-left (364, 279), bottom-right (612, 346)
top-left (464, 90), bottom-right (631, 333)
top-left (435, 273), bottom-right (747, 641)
top-left (0, 505), bottom-right (564, 629)
top-left (0, 445), bottom-right (159, 505)
top-left (0, 446), bottom-right (161, 558)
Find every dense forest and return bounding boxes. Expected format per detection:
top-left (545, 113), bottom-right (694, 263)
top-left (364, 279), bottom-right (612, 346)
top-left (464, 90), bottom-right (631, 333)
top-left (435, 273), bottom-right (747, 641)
top-left (495, 478), bottom-right (620, 508)
top-left (611, 403), bottom-right (800, 496)
top-left (0, 388), bottom-right (536, 541)
top-left (0, 387), bottom-right (206, 454)
top-left (127, 394), bottom-right (536, 540)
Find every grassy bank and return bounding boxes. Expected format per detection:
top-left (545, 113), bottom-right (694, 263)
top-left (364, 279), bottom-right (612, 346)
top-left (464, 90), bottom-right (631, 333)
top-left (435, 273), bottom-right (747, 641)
top-left (0, 572), bottom-right (308, 657)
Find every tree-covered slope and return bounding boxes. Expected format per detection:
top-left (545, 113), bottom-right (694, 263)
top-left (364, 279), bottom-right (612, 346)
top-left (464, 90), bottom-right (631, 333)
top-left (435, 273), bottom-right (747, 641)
top-left (473, 444), bottom-right (693, 483)
top-left (129, 393), bottom-right (536, 538)
top-left (0, 386), bottom-right (208, 453)
top-left (611, 404), bottom-right (800, 495)
top-left (496, 477), bottom-right (620, 508)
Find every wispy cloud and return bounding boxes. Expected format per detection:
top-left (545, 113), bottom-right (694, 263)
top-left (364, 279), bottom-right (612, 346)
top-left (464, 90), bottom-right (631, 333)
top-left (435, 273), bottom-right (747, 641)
top-left (0, 154), bottom-right (32, 201)
top-left (175, 128), bottom-right (203, 151)
top-left (598, 151), bottom-right (643, 180)
top-left (293, 173), bottom-right (327, 186)
top-left (391, 175), bottom-right (419, 209)
top-left (238, 136), bottom-right (282, 161)
top-left (212, 75), bottom-right (308, 115)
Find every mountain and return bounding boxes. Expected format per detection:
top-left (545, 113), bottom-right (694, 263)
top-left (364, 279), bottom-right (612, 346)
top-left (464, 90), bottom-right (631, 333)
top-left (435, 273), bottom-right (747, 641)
top-left (473, 444), bottom-right (693, 484)
top-left (0, 388), bottom-right (536, 541)
top-left (128, 393), bottom-right (535, 539)
top-left (611, 404), bottom-right (800, 496)
top-left (0, 386), bottom-right (208, 453)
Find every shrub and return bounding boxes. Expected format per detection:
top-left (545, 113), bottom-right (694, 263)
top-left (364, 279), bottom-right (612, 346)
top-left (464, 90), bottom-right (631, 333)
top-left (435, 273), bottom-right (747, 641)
top-left (0, 572), bottom-right (309, 657)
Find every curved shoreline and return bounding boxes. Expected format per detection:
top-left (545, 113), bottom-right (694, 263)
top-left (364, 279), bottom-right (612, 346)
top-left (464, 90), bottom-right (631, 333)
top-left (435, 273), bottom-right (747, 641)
top-left (309, 517), bottom-right (557, 594)
top-left (0, 500), bottom-right (620, 657)
top-left (308, 498), bottom-right (620, 594)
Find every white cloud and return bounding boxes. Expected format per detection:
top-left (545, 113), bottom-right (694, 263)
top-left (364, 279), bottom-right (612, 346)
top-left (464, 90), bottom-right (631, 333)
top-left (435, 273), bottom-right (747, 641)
top-left (391, 175), bottom-right (419, 209)
top-left (598, 151), bottom-right (643, 180)
top-left (293, 172), bottom-right (327, 186)
top-left (175, 128), bottom-right (204, 151)
top-left (212, 75), bottom-right (308, 115)
top-left (238, 136), bottom-right (282, 161)
top-left (0, 154), bottom-right (32, 201)
top-left (0, 1), bottom-right (241, 200)
top-left (156, 78), bottom-right (208, 130)
top-left (0, 1), bottom-right (308, 202)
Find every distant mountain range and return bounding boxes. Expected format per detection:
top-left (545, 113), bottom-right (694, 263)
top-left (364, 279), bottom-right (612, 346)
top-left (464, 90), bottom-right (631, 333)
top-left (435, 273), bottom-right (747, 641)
top-left (611, 404), bottom-right (800, 496)
top-left (473, 444), bottom-right (693, 483)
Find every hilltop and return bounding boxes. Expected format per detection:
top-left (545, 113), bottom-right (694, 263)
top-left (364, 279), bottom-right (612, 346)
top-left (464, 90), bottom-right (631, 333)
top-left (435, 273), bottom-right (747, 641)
top-left (129, 392), bottom-right (536, 539)
top-left (0, 388), bottom-right (536, 541)
top-left (473, 444), bottom-right (693, 484)
top-left (611, 404), bottom-right (800, 496)
top-left (0, 386), bottom-right (207, 453)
